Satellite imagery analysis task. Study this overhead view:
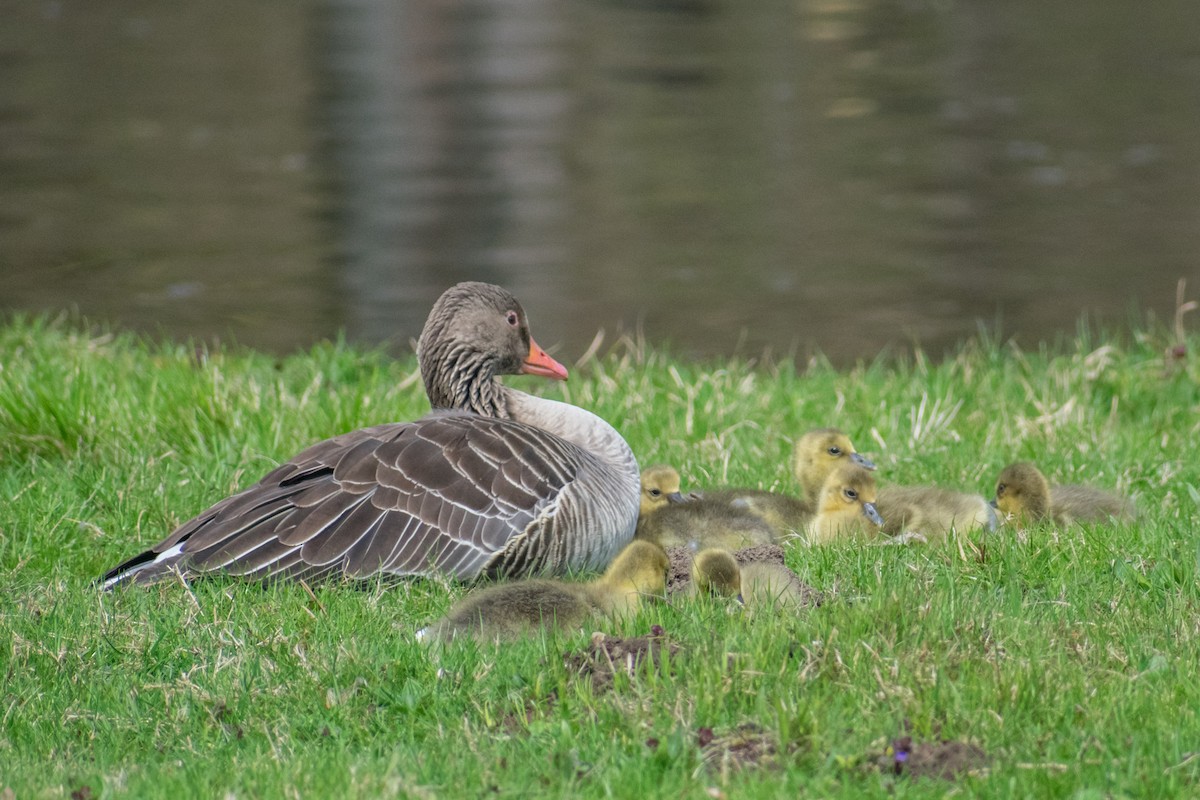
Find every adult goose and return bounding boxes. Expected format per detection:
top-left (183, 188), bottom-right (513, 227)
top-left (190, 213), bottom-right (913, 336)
top-left (101, 282), bottom-right (641, 588)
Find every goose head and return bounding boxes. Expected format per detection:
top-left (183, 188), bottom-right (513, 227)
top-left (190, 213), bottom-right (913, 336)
top-left (816, 463), bottom-right (884, 533)
top-left (691, 548), bottom-right (743, 601)
top-left (792, 428), bottom-right (875, 500)
top-left (992, 461), bottom-right (1051, 523)
top-left (600, 540), bottom-right (670, 598)
top-left (417, 281), bottom-right (568, 414)
top-left (639, 464), bottom-right (688, 516)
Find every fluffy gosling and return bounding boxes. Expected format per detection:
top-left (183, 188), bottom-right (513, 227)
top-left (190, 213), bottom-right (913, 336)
top-left (418, 541), bottom-right (669, 643)
top-left (992, 461), bottom-right (1135, 526)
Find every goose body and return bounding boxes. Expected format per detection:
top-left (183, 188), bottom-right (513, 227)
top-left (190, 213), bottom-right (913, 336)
top-left (417, 540), bottom-right (669, 642)
top-left (875, 485), bottom-right (998, 542)
top-left (102, 282), bottom-right (641, 587)
top-left (992, 461), bottom-right (1134, 526)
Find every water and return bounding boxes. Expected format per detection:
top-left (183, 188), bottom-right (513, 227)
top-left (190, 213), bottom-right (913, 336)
top-left (2, 0), bottom-right (1198, 364)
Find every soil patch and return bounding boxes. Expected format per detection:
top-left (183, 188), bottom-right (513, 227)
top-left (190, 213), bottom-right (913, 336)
top-left (875, 736), bottom-right (989, 781)
top-left (700, 722), bottom-right (788, 774)
top-left (562, 627), bottom-right (680, 693)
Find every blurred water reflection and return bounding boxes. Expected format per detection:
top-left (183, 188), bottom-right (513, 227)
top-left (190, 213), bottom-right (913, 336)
top-left (2, 0), bottom-right (1198, 363)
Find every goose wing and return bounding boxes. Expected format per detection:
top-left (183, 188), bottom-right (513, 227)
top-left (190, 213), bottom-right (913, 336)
top-left (102, 413), bottom-right (587, 586)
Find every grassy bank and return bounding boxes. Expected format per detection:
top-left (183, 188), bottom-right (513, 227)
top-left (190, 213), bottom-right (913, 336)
top-left (1, 313), bottom-right (1198, 798)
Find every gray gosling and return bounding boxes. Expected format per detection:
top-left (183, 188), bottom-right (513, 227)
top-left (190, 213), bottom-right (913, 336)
top-left (992, 461), bottom-right (1135, 526)
top-left (807, 463), bottom-right (884, 544)
top-left (417, 541), bottom-right (669, 643)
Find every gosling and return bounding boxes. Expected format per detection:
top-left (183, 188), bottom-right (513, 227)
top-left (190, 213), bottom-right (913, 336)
top-left (417, 541), bottom-right (669, 643)
top-left (993, 461), bottom-right (1135, 526)
top-left (691, 548), bottom-right (814, 611)
top-left (644, 428), bottom-right (876, 545)
top-left (807, 463), bottom-right (884, 544)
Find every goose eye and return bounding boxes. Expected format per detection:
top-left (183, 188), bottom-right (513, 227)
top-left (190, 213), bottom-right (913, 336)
top-left (997, 483), bottom-right (1006, 493)
top-left (844, 488), bottom-right (858, 501)
top-left (505, 311), bottom-right (519, 327)
top-left (828, 447), bottom-right (842, 456)
top-left (648, 488), bottom-right (662, 497)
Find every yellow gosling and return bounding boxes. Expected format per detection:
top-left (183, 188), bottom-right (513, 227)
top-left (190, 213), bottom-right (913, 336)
top-left (807, 463), bottom-right (884, 544)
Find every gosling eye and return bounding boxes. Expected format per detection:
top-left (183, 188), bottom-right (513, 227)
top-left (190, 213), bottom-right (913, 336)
top-left (506, 311), bottom-right (519, 327)
top-left (844, 488), bottom-right (858, 501)
top-left (996, 483), bottom-right (1006, 494)
top-left (648, 488), bottom-right (662, 498)
top-left (828, 446), bottom-right (842, 457)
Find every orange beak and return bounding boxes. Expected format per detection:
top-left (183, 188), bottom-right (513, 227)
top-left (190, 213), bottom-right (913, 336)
top-left (521, 338), bottom-right (569, 381)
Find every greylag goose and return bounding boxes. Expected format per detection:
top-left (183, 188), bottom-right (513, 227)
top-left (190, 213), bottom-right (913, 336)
top-left (992, 461), bottom-right (1135, 526)
top-left (807, 462), bottom-right (884, 544)
top-left (690, 548), bottom-right (813, 611)
top-left (680, 427), bottom-right (875, 542)
top-left (101, 282), bottom-right (641, 588)
top-left (416, 540), bottom-right (669, 642)
top-left (874, 485), bottom-right (998, 543)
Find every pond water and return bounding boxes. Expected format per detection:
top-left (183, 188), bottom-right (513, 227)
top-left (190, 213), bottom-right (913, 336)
top-left (2, 0), bottom-right (1199, 364)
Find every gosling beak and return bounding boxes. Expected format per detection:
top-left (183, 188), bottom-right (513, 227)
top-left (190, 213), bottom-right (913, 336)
top-left (666, 492), bottom-right (687, 504)
top-left (521, 338), bottom-right (569, 381)
top-left (736, 593), bottom-right (745, 605)
top-left (988, 498), bottom-right (999, 509)
top-left (851, 452), bottom-right (876, 470)
top-left (862, 502), bottom-right (884, 527)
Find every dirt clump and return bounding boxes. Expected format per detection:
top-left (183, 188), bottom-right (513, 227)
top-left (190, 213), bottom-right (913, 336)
top-left (562, 627), bottom-right (680, 693)
top-left (875, 736), bottom-right (989, 781)
top-left (700, 722), bottom-right (788, 774)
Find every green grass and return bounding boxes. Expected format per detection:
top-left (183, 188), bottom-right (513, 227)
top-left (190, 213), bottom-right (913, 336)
top-left (2, 311), bottom-right (1199, 798)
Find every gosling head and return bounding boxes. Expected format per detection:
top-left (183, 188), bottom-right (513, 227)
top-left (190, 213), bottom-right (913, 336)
top-left (818, 462), bottom-right (884, 528)
top-left (639, 464), bottom-right (687, 516)
top-left (691, 548), bottom-right (742, 601)
top-left (792, 428), bottom-right (876, 498)
top-left (992, 461), bottom-right (1051, 523)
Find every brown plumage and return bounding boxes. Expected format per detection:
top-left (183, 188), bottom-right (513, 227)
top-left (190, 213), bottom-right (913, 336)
top-left (993, 461), bottom-right (1135, 526)
top-left (102, 282), bottom-right (641, 588)
top-left (416, 541), bottom-right (669, 642)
